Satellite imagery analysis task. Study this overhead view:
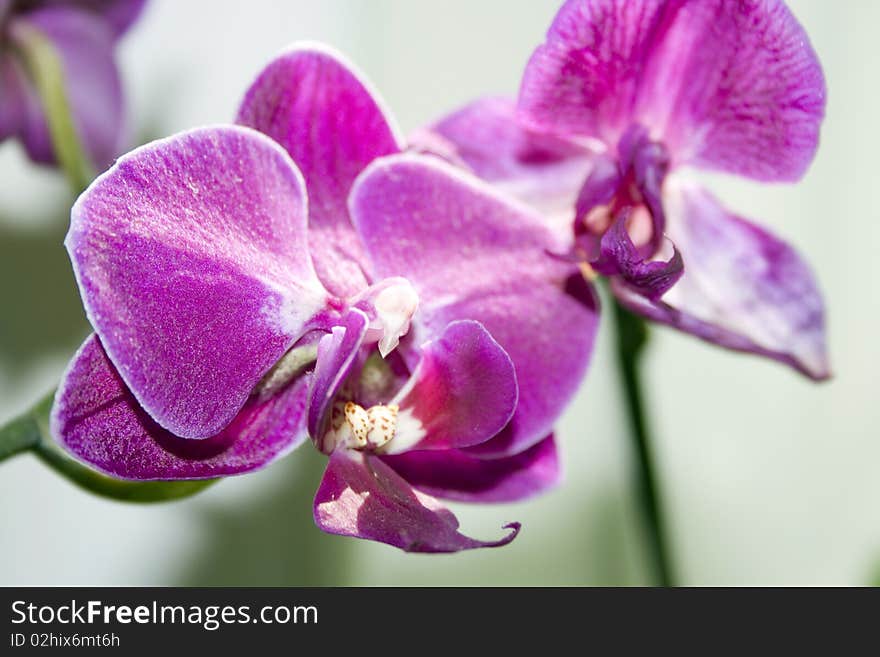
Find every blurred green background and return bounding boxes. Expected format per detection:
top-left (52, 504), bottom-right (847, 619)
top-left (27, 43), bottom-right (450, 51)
top-left (1, 0), bottom-right (877, 585)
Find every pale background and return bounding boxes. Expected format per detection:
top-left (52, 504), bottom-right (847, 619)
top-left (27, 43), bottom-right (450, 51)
top-left (1, 0), bottom-right (876, 585)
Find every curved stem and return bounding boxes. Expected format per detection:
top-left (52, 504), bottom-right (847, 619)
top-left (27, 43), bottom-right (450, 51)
top-left (610, 295), bottom-right (677, 586)
top-left (11, 22), bottom-right (96, 192)
top-left (0, 391), bottom-right (215, 503)
top-left (0, 409), bottom-right (42, 461)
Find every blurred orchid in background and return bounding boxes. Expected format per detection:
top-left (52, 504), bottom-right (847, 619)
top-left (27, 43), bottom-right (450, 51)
top-left (51, 47), bottom-right (598, 552)
top-left (420, 0), bottom-right (829, 380)
top-left (0, 0), bottom-right (145, 178)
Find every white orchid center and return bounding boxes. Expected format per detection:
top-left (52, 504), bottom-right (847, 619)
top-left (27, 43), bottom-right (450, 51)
top-left (371, 280), bottom-right (419, 357)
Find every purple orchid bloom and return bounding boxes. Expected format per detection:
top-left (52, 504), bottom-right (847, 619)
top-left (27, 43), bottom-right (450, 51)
top-left (417, 0), bottom-right (829, 380)
top-left (0, 0), bottom-right (145, 168)
top-left (51, 46), bottom-right (599, 552)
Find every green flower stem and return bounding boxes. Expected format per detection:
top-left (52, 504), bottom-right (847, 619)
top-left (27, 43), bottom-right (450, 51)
top-left (0, 391), bottom-right (215, 503)
top-left (0, 407), bottom-right (42, 461)
top-left (11, 22), bottom-right (95, 192)
top-left (609, 293), bottom-right (677, 586)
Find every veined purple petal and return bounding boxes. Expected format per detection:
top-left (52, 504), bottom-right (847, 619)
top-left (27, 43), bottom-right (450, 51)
top-left (237, 43), bottom-right (403, 297)
top-left (415, 96), bottom-right (594, 244)
top-left (67, 126), bottom-right (328, 439)
top-left (520, 0), bottom-right (826, 182)
top-left (635, 0), bottom-right (825, 181)
top-left (313, 449), bottom-right (520, 553)
top-left (52, 335), bottom-right (311, 480)
top-left (382, 434), bottom-right (560, 504)
top-left (307, 309), bottom-right (369, 451)
top-left (9, 6), bottom-right (125, 169)
top-left (519, 0), bottom-right (667, 146)
top-left (350, 154), bottom-right (599, 457)
top-left (383, 320), bottom-right (517, 454)
top-left (613, 180), bottom-right (829, 380)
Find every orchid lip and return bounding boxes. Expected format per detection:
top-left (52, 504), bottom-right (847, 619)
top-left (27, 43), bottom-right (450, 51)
top-left (316, 344), bottom-right (423, 456)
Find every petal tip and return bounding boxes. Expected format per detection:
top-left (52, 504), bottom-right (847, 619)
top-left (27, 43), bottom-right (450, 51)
top-left (498, 521), bottom-right (522, 545)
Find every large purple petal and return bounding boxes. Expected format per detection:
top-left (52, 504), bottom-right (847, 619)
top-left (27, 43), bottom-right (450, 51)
top-left (384, 320), bottom-right (517, 454)
top-left (313, 449), bottom-right (520, 553)
top-left (237, 44), bottom-right (403, 297)
top-left (307, 309), bottom-right (369, 451)
top-left (10, 6), bottom-right (124, 169)
top-left (519, 0), bottom-right (825, 182)
top-left (52, 335), bottom-right (311, 480)
top-left (350, 154), bottom-right (599, 457)
top-left (613, 181), bottom-right (829, 380)
top-left (382, 434), bottom-right (560, 504)
top-left (67, 126), bottom-right (328, 439)
top-left (414, 96), bottom-right (594, 244)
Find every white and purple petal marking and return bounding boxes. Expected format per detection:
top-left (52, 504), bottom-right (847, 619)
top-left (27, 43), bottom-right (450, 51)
top-left (66, 125), bottom-right (328, 439)
top-left (314, 449), bottom-right (520, 554)
top-left (614, 180), bottom-right (829, 380)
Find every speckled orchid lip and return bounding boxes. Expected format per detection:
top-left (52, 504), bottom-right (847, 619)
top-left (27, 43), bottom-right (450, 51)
top-left (52, 45), bottom-right (599, 552)
top-left (419, 0), bottom-right (830, 381)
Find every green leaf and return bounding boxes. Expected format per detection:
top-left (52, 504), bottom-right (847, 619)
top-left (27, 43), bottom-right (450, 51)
top-left (1, 391), bottom-right (216, 503)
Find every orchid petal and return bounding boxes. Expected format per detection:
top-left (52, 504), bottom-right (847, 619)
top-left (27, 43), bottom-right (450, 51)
top-left (415, 96), bottom-right (594, 244)
top-left (350, 154), bottom-right (599, 457)
top-left (519, 0), bottom-right (666, 146)
top-left (382, 320), bottom-right (517, 454)
top-left (307, 309), bottom-right (369, 451)
top-left (636, 0), bottom-right (825, 181)
top-left (613, 181), bottom-right (829, 380)
top-left (52, 335), bottom-right (311, 480)
top-left (382, 433), bottom-right (560, 503)
top-left (237, 44), bottom-right (403, 297)
top-left (74, 0), bottom-right (148, 38)
top-left (314, 449), bottom-right (520, 553)
top-left (520, 0), bottom-right (825, 181)
top-left (67, 126), bottom-right (328, 439)
top-left (10, 6), bottom-right (124, 169)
